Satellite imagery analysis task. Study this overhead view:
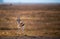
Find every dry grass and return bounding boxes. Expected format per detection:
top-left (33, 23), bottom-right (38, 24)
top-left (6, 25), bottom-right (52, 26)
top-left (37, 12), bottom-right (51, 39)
top-left (0, 4), bottom-right (60, 37)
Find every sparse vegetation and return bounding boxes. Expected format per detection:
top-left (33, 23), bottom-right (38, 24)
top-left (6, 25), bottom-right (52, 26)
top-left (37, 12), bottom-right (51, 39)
top-left (0, 4), bottom-right (60, 37)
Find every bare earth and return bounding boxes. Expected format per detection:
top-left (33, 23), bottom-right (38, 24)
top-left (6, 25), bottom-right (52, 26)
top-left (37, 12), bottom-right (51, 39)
top-left (0, 36), bottom-right (60, 39)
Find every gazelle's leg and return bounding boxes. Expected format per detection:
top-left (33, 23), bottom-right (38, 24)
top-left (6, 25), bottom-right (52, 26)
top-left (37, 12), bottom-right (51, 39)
top-left (21, 26), bottom-right (25, 35)
top-left (17, 24), bottom-right (21, 36)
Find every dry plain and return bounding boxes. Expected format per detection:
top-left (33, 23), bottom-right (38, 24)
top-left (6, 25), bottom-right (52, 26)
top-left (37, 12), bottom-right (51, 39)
top-left (0, 4), bottom-right (60, 37)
